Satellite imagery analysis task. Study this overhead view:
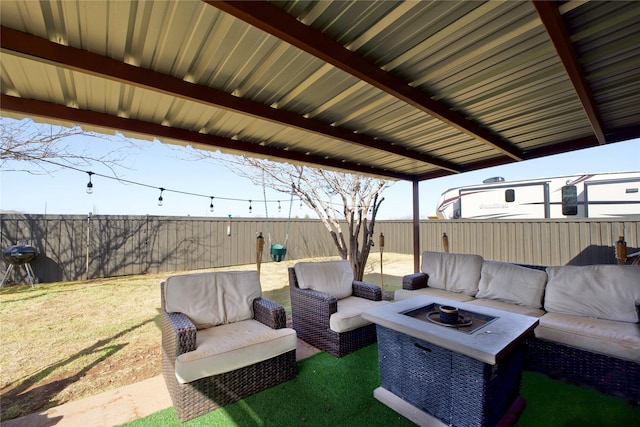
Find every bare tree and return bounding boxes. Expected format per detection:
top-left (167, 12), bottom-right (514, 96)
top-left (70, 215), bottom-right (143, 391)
top-left (1, 117), bottom-right (136, 175)
top-left (212, 154), bottom-right (389, 281)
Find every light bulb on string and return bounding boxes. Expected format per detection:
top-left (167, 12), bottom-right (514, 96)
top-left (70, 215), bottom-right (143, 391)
top-left (86, 171), bottom-right (94, 194)
top-left (249, 200), bottom-right (253, 214)
top-left (209, 196), bottom-right (215, 213)
top-left (158, 188), bottom-right (165, 206)
top-left (278, 200), bottom-right (282, 212)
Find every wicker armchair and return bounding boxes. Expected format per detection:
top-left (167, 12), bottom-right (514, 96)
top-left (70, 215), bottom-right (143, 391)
top-left (161, 271), bottom-right (297, 422)
top-left (288, 260), bottom-right (389, 358)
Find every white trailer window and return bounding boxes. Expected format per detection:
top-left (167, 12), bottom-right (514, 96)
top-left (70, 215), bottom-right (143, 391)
top-left (505, 189), bottom-right (515, 202)
top-left (561, 185), bottom-right (578, 215)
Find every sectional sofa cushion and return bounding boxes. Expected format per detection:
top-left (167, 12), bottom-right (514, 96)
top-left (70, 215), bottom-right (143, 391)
top-left (394, 287), bottom-right (475, 303)
top-left (535, 312), bottom-right (640, 362)
top-left (421, 251), bottom-right (483, 296)
top-left (294, 260), bottom-right (354, 300)
top-left (476, 261), bottom-right (547, 308)
top-left (165, 271), bottom-right (262, 329)
top-left (467, 298), bottom-right (546, 318)
top-left (544, 265), bottom-right (640, 323)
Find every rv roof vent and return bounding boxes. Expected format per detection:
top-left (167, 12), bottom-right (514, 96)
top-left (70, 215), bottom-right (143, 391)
top-left (483, 176), bottom-right (505, 184)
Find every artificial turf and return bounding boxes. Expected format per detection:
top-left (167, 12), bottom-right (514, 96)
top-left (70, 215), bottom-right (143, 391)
top-left (121, 344), bottom-right (639, 427)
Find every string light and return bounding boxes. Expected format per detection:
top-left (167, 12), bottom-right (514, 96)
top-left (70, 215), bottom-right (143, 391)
top-left (158, 187), bottom-right (165, 206)
top-left (7, 149), bottom-right (354, 214)
top-left (86, 171), bottom-right (94, 194)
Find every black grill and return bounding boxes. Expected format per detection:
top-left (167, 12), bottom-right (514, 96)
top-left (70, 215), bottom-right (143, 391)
top-left (3, 244), bottom-right (38, 266)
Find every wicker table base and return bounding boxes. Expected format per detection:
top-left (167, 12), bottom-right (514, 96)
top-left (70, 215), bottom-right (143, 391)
top-left (374, 387), bottom-right (527, 427)
top-left (376, 326), bottom-right (524, 427)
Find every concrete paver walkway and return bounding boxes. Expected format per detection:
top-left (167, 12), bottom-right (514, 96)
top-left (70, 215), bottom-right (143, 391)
top-left (4, 339), bottom-right (320, 427)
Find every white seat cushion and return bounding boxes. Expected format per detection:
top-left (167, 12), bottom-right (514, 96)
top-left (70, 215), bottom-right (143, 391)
top-left (394, 288), bottom-right (474, 303)
top-left (421, 251), bottom-right (483, 296)
top-left (175, 319), bottom-right (297, 383)
top-left (535, 312), bottom-right (640, 362)
top-left (165, 271), bottom-right (262, 329)
top-left (476, 261), bottom-right (547, 308)
top-left (294, 260), bottom-right (354, 299)
top-left (329, 296), bottom-right (389, 333)
top-left (467, 298), bottom-right (545, 318)
top-left (544, 265), bottom-right (640, 323)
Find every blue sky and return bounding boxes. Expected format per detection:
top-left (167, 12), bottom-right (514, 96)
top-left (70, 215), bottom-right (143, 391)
top-left (1, 119), bottom-right (639, 220)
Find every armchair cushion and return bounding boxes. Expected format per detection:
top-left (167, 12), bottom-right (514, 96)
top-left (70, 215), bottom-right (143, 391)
top-left (294, 260), bottom-right (353, 299)
top-left (165, 271), bottom-right (262, 329)
top-left (476, 261), bottom-right (547, 308)
top-left (421, 251), bottom-right (483, 296)
top-left (329, 296), bottom-right (389, 333)
top-left (544, 265), bottom-right (640, 323)
top-left (175, 319), bottom-right (297, 383)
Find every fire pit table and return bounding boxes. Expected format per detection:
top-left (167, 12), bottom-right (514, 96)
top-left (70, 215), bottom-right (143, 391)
top-left (362, 296), bottom-right (538, 427)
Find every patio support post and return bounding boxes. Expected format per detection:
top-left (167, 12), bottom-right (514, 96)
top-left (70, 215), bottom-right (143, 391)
top-left (412, 180), bottom-right (420, 273)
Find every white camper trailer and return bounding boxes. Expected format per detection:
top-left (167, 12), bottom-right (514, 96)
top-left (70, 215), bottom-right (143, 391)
top-left (435, 172), bottom-right (640, 220)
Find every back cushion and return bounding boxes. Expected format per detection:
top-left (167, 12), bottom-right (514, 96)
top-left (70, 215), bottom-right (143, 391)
top-left (476, 261), bottom-right (547, 308)
top-left (544, 265), bottom-right (640, 323)
top-left (421, 251), bottom-right (483, 296)
top-left (165, 271), bottom-right (262, 329)
top-left (294, 260), bottom-right (353, 299)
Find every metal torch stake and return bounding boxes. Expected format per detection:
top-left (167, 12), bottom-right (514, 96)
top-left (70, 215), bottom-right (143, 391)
top-left (379, 232), bottom-right (385, 295)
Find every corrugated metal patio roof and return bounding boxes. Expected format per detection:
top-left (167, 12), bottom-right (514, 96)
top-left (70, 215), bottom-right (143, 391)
top-left (1, 0), bottom-right (639, 182)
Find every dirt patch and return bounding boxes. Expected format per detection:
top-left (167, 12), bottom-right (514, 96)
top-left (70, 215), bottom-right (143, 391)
top-left (1, 345), bottom-right (161, 420)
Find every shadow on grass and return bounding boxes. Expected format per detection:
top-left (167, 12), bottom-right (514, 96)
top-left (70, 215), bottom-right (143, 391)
top-left (1, 318), bottom-right (155, 421)
top-left (0, 279), bottom-right (124, 303)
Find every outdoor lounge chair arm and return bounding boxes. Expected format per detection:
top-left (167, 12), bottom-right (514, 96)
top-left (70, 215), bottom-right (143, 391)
top-left (352, 281), bottom-right (382, 300)
top-left (253, 297), bottom-right (287, 329)
top-left (402, 272), bottom-right (429, 290)
top-left (291, 287), bottom-right (336, 328)
top-left (162, 310), bottom-right (197, 356)
top-left (292, 286), bottom-right (337, 314)
top-left (288, 266), bottom-right (338, 328)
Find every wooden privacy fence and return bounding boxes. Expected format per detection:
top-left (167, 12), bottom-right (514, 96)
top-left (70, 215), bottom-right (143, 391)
top-left (1, 214), bottom-right (638, 283)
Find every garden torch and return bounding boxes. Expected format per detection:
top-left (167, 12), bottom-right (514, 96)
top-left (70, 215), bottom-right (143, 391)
top-left (379, 232), bottom-right (385, 295)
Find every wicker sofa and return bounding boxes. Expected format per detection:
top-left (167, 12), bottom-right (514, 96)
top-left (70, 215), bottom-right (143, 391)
top-left (396, 251), bottom-right (640, 403)
top-left (161, 270), bottom-right (297, 422)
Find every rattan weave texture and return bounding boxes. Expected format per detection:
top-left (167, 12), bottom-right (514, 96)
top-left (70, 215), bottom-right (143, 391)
top-left (377, 325), bottom-right (523, 427)
top-left (288, 267), bottom-right (381, 358)
top-left (401, 272), bottom-right (428, 291)
top-left (525, 337), bottom-right (639, 403)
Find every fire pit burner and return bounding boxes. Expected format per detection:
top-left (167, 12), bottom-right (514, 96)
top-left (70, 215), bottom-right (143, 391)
top-left (1, 241), bottom-right (38, 287)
